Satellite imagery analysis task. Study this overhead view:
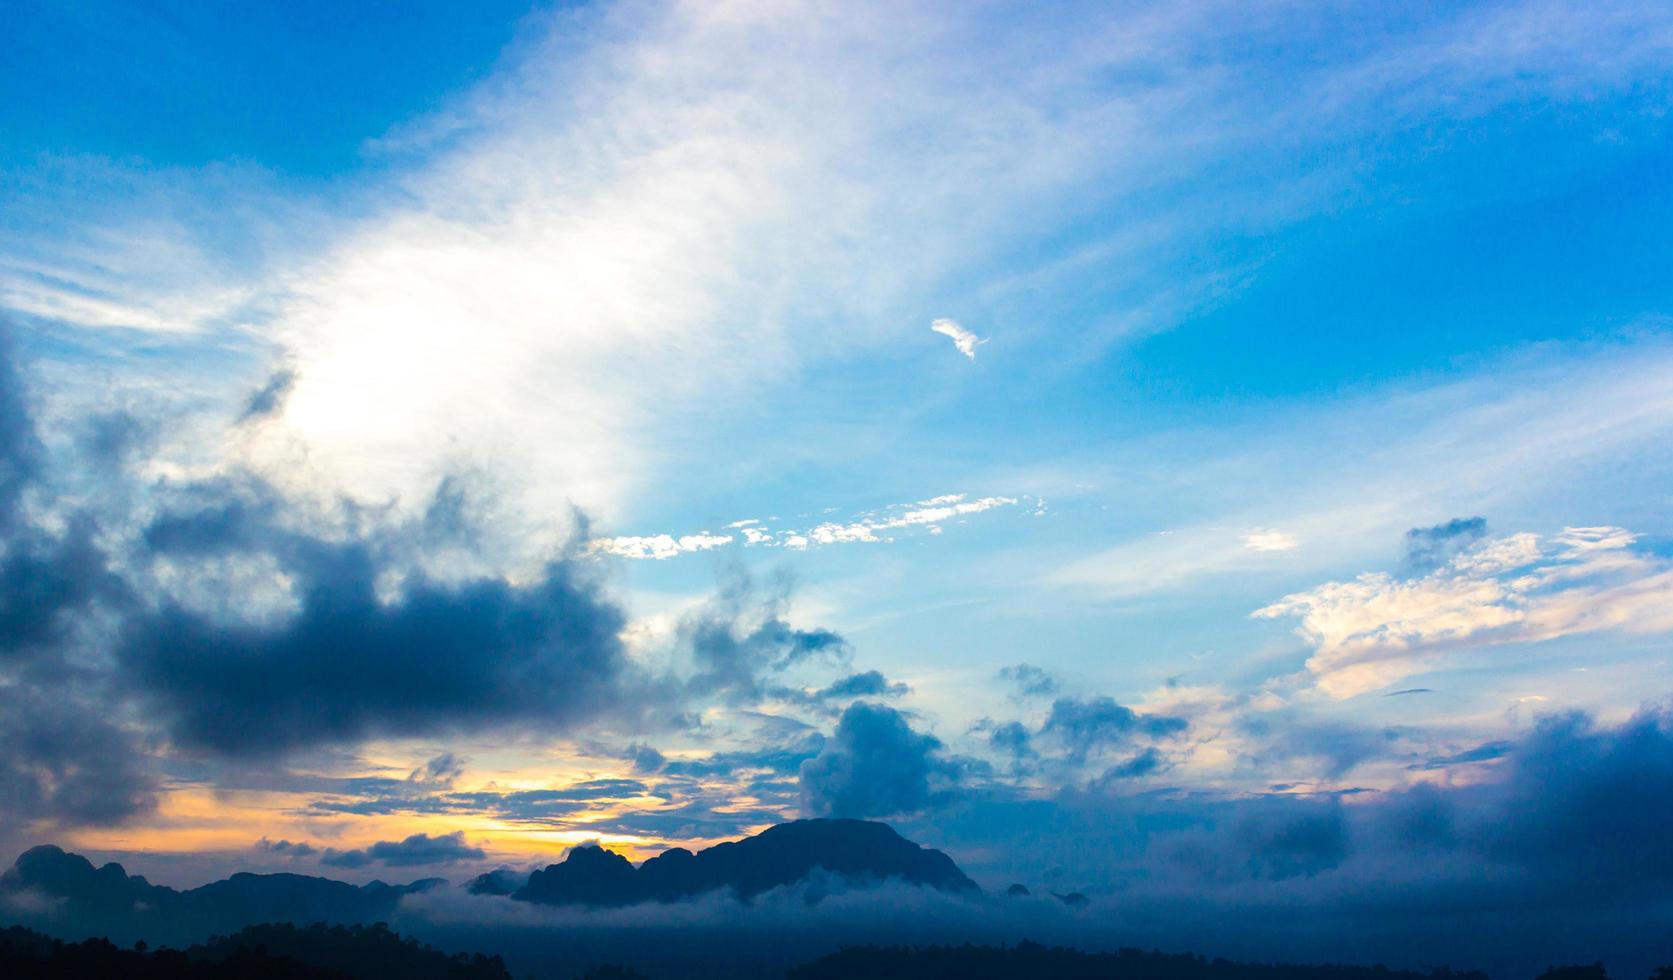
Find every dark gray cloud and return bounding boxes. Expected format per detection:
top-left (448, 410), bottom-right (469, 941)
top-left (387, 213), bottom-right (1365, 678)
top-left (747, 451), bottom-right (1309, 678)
top-left (1402, 516), bottom-right (1487, 569)
top-left (122, 508), bottom-right (637, 755)
top-left (322, 831), bottom-right (485, 869)
top-left (0, 327), bottom-right (156, 831)
top-left (255, 837), bottom-right (316, 858)
top-left (799, 702), bottom-right (960, 819)
top-left (0, 684), bottom-right (157, 828)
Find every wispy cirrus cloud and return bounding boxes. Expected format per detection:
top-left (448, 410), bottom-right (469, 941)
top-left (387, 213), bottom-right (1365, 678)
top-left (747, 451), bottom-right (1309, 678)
top-left (930, 318), bottom-right (985, 360)
top-left (591, 493), bottom-right (1019, 559)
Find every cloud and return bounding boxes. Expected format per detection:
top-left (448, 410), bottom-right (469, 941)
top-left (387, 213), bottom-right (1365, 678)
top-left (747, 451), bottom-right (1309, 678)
top-left (322, 831), bottom-right (486, 869)
top-left (930, 319), bottom-right (985, 360)
top-left (998, 663), bottom-right (1059, 698)
top-left (408, 753), bottom-right (466, 788)
top-left (800, 702), bottom-right (960, 819)
top-left (1255, 526), bottom-right (1673, 697)
top-left (1402, 517), bottom-right (1488, 569)
top-left (237, 367), bottom-right (295, 424)
top-left (592, 493), bottom-right (1020, 558)
top-left (121, 507), bottom-right (642, 755)
top-left (680, 568), bottom-right (850, 705)
top-left (810, 671), bottom-right (910, 702)
top-left (1039, 696), bottom-right (1189, 764)
top-left (589, 533), bottom-right (734, 560)
top-left (0, 683), bottom-right (157, 828)
top-left (254, 838), bottom-right (315, 858)
top-left (1240, 529), bottom-right (1298, 552)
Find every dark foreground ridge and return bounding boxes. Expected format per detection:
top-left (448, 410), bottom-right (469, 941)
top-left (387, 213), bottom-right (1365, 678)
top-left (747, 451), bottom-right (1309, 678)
top-left (790, 944), bottom-right (1665, 980)
top-left (506, 818), bottom-right (979, 906)
top-left (0, 922), bottom-right (510, 979)
top-left (6, 924), bottom-right (1664, 980)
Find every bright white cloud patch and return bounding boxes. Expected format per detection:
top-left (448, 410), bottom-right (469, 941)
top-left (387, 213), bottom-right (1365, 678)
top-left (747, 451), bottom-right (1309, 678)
top-left (1241, 529), bottom-right (1299, 552)
top-left (593, 493), bottom-right (1019, 559)
top-left (591, 533), bottom-right (734, 561)
top-left (930, 318), bottom-right (985, 360)
top-left (1256, 526), bottom-right (1673, 698)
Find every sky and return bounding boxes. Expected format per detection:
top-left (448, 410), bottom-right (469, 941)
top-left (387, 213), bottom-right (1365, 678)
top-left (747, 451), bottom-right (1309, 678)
top-left (4, 0), bottom-right (1673, 969)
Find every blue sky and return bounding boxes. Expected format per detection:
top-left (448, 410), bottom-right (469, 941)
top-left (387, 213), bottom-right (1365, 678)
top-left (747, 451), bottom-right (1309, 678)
top-left (4, 1), bottom-right (1673, 962)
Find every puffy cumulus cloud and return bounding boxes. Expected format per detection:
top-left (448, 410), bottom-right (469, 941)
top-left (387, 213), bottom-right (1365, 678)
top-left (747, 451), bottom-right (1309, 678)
top-left (1255, 526), bottom-right (1673, 697)
top-left (799, 702), bottom-right (962, 819)
top-left (322, 831), bottom-right (486, 869)
top-left (1402, 516), bottom-right (1488, 570)
top-left (929, 318), bottom-right (985, 360)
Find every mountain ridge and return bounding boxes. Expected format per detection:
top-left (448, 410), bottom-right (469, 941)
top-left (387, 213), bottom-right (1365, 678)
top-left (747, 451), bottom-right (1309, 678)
top-left (508, 818), bottom-right (979, 906)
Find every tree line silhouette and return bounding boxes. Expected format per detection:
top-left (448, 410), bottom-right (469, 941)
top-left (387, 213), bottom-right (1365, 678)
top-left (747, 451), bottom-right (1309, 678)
top-left (3, 922), bottom-right (1671, 978)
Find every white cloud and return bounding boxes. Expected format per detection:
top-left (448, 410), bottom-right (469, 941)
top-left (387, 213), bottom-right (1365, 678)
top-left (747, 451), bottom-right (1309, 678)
top-left (590, 533), bottom-right (734, 561)
top-left (930, 318), bottom-right (985, 359)
top-left (1255, 526), bottom-right (1673, 698)
top-left (593, 493), bottom-right (1019, 558)
top-left (1241, 528), bottom-right (1299, 552)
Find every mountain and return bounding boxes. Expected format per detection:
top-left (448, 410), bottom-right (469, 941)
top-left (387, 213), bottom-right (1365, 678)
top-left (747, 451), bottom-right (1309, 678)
top-left (0, 845), bottom-right (442, 947)
top-left (0, 820), bottom-right (976, 944)
top-left (509, 818), bottom-right (978, 907)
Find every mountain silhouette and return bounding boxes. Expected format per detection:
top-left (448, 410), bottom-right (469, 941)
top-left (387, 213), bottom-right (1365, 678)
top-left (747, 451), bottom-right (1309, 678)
top-left (0, 845), bottom-right (442, 947)
top-left (509, 818), bottom-right (978, 906)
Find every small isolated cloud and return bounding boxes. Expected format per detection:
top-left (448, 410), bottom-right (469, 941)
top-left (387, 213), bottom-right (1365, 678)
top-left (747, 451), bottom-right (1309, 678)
top-left (322, 831), bottom-right (485, 868)
top-left (255, 838), bottom-right (316, 859)
top-left (1256, 526), bottom-right (1673, 698)
top-left (1241, 528), bottom-right (1299, 552)
top-left (930, 318), bottom-right (986, 359)
top-left (998, 663), bottom-right (1059, 698)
